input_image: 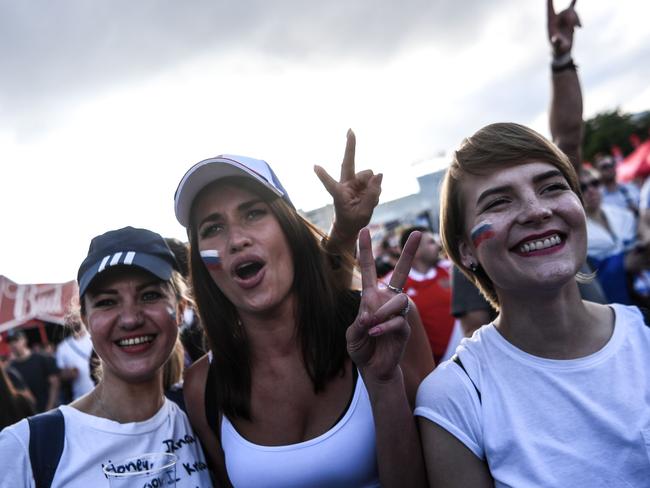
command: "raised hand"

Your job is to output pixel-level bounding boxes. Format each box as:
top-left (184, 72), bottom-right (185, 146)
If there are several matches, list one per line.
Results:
top-left (347, 228), bottom-right (421, 382)
top-left (314, 130), bottom-right (382, 242)
top-left (547, 0), bottom-right (581, 57)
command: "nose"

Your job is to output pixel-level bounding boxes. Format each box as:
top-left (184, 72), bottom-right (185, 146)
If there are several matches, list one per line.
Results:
top-left (118, 301), bottom-right (144, 330)
top-left (228, 224), bottom-right (253, 254)
top-left (516, 197), bottom-right (552, 226)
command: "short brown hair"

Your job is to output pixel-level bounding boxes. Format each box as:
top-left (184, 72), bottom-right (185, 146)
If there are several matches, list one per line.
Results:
top-left (439, 122), bottom-right (580, 310)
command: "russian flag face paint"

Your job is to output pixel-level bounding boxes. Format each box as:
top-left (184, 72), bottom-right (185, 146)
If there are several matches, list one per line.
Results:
top-left (200, 250), bottom-right (221, 269)
top-left (471, 222), bottom-right (495, 248)
top-left (166, 306), bottom-right (177, 323)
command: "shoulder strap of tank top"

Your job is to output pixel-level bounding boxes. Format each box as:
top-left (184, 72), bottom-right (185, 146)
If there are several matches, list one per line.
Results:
top-left (452, 354), bottom-right (482, 404)
top-left (28, 409), bottom-right (65, 488)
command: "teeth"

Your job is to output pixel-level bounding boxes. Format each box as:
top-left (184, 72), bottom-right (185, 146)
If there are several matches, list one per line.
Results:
top-left (117, 335), bottom-right (154, 347)
top-left (520, 235), bottom-right (562, 253)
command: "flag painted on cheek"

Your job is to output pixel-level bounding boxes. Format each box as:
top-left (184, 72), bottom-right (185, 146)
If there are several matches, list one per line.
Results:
top-left (200, 250), bottom-right (221, 269)
top-left (167, 307), bottom-right (177, 322)
top-left (471, 222), bottom-right (495, 248)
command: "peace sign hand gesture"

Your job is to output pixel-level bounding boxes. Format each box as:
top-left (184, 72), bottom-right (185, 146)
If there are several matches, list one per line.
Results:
top-left (314, 130), bottom-right (383, 243)
top-left (547, 0), bottom-right (581, 57)
top-left (347, 228), bottom-right (421, 382)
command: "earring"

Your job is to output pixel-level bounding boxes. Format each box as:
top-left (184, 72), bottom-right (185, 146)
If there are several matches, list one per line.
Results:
top-left (469, 262), bottom-right (478, 272)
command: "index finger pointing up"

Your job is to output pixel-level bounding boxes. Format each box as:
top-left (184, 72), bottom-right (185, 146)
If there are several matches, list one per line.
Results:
top-left (341, 129), bottom-right (356, 182)
top-left (547, 0), bottom-right (556, 18)
top-left (388, 231), bottom-right (421, 291)
top-left (358, 228), bottom-right (378, 292)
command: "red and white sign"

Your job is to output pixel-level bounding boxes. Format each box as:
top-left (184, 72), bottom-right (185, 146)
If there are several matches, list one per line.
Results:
top-left (0, 275), bottom-right (78, 334)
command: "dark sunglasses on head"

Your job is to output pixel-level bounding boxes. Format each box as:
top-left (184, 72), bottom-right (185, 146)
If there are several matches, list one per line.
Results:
top-left (580, 179), bottom-right (601, 192)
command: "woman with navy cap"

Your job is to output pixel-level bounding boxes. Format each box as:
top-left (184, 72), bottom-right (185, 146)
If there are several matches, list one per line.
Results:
top-left (174, 132), bottom-right (434, 487)
top-left (0, 227), bottom-right (213, 487)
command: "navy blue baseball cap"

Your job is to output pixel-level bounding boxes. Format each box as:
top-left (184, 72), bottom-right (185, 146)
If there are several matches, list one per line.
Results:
top-left (174, 154), bottom-right (294, 228)
top-left (77, 227), bottom-right (179, 297)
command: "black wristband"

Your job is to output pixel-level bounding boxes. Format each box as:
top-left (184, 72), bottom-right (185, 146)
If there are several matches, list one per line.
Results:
top-left (551, 60), bottom-right (577, 73)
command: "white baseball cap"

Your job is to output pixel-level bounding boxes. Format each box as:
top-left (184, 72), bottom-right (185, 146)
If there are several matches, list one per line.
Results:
top-left (174, 154), bottom-right (294, 228)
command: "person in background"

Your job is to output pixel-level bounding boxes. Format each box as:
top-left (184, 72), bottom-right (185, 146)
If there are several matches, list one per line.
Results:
top-left (581, 166), bottom-right (650, 305)
top-left (595, 155), bottom-right (640, 217)
top-left (450, 266), bottom-right (497, 337)
top-left (0, 363), bottom-right (35, 430)
top-left (7, 330), bottom-right (60, 413)
top-left (56, 321), bottom-right (94, 402)
top-left (374, 235), bottom-right (401, 279)
top-left (388, 226), bottom-right (461, 363)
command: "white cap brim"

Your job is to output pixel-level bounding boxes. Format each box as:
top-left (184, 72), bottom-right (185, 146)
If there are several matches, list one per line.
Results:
top-left (174, 155), bottom-right (290, 228)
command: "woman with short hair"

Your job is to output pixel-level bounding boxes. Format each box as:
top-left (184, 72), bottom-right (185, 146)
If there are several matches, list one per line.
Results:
top-left (416, 122), bottom-right (650, 487)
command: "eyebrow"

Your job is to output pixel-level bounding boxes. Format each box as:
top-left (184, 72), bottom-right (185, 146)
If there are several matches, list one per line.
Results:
top-left (476, 169), bottom-right (564, 206)
top-left (532, 169), bottom-right (563, 183)
top-left (198, 198), bottom-right (265, 228)
top-left (88, 280), bottom-right (162, 297)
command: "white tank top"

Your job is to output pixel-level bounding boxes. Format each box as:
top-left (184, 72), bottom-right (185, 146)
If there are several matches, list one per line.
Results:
top-left (221, 373), bottom-right (380, 488)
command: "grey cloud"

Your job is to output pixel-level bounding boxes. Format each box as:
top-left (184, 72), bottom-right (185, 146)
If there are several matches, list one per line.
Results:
top-left (581, 43), bottom-right (650, 95)
top-left (0, 0), bottom-right (507, 126)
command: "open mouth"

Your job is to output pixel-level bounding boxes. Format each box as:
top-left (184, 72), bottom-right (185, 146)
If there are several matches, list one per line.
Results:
top-left (116, 335), bottom-right (155, 348)
top-left (517, 234), bottom-right (563, 254)
top-left (234, 261), bottom-right (264, 279)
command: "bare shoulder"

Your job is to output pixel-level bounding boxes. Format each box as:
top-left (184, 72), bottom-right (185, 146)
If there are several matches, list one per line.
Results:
top-left (183, 354), bottom-right (232, 485)
top-left (418, 418), bottom-right (493, 488)
top-left (185, 354), bottom-right (210, 397)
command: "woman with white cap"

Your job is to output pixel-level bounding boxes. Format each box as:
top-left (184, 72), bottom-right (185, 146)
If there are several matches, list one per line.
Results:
top-left (0, 226), bottom-right (213, 488)
top-left (174, 132), bottom-right (434, 487)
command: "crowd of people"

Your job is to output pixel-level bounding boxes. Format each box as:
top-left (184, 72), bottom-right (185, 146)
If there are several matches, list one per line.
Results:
top-left (1, 1), bottom-right (650, 487)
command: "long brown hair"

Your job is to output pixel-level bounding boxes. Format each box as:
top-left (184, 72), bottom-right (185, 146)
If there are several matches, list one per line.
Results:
top-left (188, 177), bottom-right (359, 420)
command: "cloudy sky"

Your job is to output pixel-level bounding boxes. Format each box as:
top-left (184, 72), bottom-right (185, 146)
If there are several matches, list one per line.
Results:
top-left (1, 0), bottom-right (649, 284)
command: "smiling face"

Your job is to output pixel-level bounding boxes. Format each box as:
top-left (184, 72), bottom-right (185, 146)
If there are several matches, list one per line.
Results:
top-left (82, 267), bottom-right (180, 385)
top-left (192, 182), bottom-right (295, 318)
top-left (458, 161), bottom-right (587, 298)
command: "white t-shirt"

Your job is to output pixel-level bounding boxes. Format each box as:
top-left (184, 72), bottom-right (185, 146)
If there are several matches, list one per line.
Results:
top-left (415, 304), bottom-right (650, 488)
top-left (55, 333), bottom-right (94, 400)
top-left (601, 183), bottom-right (640, 213)
top-left (0, 399), bottom-right (213, 488)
